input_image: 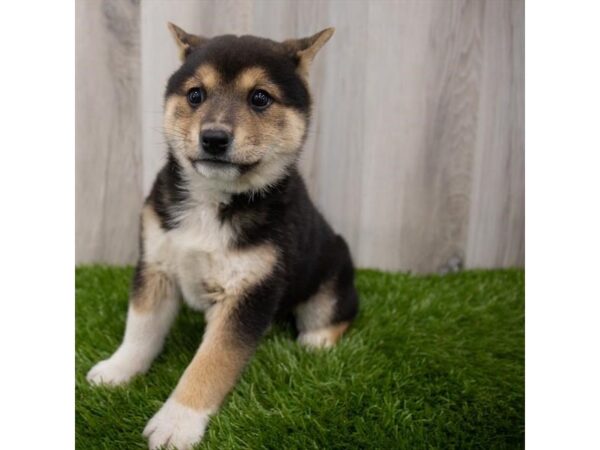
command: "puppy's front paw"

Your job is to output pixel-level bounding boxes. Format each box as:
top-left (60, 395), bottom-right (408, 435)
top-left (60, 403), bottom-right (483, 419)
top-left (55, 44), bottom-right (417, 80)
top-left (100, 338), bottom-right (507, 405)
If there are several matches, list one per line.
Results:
top-left (143, 398), bottom-right (210, 450)
top-left (86, 355), bottom-right (144, 386)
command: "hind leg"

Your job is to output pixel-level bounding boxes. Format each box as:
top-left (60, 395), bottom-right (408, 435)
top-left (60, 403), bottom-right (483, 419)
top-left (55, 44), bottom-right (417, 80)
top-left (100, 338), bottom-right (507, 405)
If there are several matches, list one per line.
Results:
top-left (297, 319), bottom-right (350, 349)
top-left (295, 281), bottom-right (358, 348)
top-left (295, 249), bottom-right (359, 348)
top-left (294, 236), bottom-right (358, 348)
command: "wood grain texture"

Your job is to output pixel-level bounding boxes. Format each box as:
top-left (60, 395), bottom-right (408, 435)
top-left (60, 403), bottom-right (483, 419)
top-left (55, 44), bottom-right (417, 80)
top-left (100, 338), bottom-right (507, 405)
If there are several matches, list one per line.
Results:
top-left (388, 0), bottom-right (484, 273)
top-left (76, 0), bottom-right (142, 264)
top-left (466, 0), bottom-right (525, 268)
top-left (76, 0), bottom-right (525, 273)
top-left (358, 0), bottom-right (434, 271)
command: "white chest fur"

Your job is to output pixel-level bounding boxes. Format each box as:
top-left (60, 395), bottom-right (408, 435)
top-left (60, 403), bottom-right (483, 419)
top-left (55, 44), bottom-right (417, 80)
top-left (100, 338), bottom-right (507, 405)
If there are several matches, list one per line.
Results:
top-left (142, 198), bottom-right (277, 311)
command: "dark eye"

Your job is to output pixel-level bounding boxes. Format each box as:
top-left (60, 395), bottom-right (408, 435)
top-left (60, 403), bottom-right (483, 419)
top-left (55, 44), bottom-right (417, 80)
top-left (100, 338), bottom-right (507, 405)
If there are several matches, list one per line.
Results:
top-left (249, 89), bottom-right (273, 110)
top-left (187, 88), bottom-right (205, 106)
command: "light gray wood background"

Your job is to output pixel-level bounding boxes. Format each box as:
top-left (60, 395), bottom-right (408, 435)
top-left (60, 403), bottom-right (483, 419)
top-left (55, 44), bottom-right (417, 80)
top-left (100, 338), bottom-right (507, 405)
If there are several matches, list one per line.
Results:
top-left (76, 0), bottom-right (524, 273)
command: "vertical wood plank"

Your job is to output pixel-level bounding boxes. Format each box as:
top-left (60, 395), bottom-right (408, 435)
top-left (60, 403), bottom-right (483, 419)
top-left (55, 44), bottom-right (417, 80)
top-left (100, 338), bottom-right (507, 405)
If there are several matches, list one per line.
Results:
top-left (358, 0), bottom-right (435, 271)
top-left (252, 0), bottom-right (297, 40)
top-left (76, 0), bottom-right (142, 264)
top-left (397, 0), bottom-right (485, 273)
top-left (466, 0), bottom-right (525, 268)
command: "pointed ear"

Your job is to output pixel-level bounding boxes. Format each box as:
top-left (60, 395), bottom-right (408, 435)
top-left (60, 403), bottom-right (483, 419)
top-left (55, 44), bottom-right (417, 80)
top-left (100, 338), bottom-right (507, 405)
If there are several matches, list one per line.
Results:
top-left (283, 27), bottom-right (335, 77)
top-left (167, 22), bottom-right (208, 62)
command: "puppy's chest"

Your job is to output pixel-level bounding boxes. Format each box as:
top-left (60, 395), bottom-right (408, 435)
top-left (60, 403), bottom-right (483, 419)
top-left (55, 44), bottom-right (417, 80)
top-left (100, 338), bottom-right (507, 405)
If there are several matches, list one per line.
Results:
top-left (148, 203), bottom-right (275, 311)
top-left (167, 205), bottom-right (233, 310)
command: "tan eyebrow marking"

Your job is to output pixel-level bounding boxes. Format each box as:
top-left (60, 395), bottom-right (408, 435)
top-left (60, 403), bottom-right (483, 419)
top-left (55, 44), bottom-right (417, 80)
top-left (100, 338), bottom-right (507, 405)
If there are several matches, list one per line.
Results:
top-left (183, 64), bottom-right (220, 91)
top-left (235, 66), bottom-right (283, 100)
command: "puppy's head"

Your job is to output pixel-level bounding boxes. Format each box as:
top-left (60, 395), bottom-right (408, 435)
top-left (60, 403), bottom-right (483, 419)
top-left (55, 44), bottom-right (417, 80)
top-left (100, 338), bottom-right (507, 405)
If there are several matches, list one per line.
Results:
top-left (163, 23), bottom-right (334, 193)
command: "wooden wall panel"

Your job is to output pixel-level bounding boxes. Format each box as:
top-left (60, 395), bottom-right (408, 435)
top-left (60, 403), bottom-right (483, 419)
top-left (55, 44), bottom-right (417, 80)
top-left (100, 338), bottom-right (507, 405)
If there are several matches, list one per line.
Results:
top-left (76, 0), bottom-right (525, 273)
top-left (395, 0), bottom-right (484, 273)
top-left (466, 0), bottom-right (525, 268)
top-left (75, 0), bottom-right (142, 264)
top-left (358, 0), bottom-right (434, 270)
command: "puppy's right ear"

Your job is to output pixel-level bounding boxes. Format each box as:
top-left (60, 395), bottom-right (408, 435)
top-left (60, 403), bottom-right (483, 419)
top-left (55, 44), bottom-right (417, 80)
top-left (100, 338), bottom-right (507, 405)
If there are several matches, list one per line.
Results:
top-left (168, 22), bottom-right (208, 62)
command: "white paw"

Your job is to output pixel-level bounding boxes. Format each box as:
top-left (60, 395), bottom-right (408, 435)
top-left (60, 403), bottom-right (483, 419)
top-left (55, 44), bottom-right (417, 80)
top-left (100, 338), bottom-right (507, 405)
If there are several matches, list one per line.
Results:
top-left (143, 398), bottom-right (210, 450)
top-left (86, 355), bottom-right (145, 386)
top-left (298, 329), bottom-right (335, 349)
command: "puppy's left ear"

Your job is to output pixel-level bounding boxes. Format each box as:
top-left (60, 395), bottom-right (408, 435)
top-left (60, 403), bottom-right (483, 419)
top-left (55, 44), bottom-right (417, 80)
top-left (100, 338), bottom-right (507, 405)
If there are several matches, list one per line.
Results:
top-left (168, 22), bottom-right (208, 62)
top-left (283, 27), bottom-right (335, 77)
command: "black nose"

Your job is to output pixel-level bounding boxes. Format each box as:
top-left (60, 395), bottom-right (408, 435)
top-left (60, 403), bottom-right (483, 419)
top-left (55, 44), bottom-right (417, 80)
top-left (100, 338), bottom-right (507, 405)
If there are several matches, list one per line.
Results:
top-left (201, 129), bottom-right (231, 155)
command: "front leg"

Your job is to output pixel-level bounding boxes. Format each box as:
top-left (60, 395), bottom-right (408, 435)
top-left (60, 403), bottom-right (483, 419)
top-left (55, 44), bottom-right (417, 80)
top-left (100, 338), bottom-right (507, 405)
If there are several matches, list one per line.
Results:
top-left (144, 282), bottom-right (278, 450)
top-left (87, 264), bottom-right (180, 386)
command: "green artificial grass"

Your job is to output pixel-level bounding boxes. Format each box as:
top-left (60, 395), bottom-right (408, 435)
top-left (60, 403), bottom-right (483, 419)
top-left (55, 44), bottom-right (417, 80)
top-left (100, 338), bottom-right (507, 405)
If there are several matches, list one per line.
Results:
top-left (76, 266), bottom-right (524, 449)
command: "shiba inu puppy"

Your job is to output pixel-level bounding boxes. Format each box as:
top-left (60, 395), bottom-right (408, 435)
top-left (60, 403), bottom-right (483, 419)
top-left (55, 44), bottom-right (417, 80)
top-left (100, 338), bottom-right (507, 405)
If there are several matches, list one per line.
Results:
top-left (87, 23), bottom-right (359, 449)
